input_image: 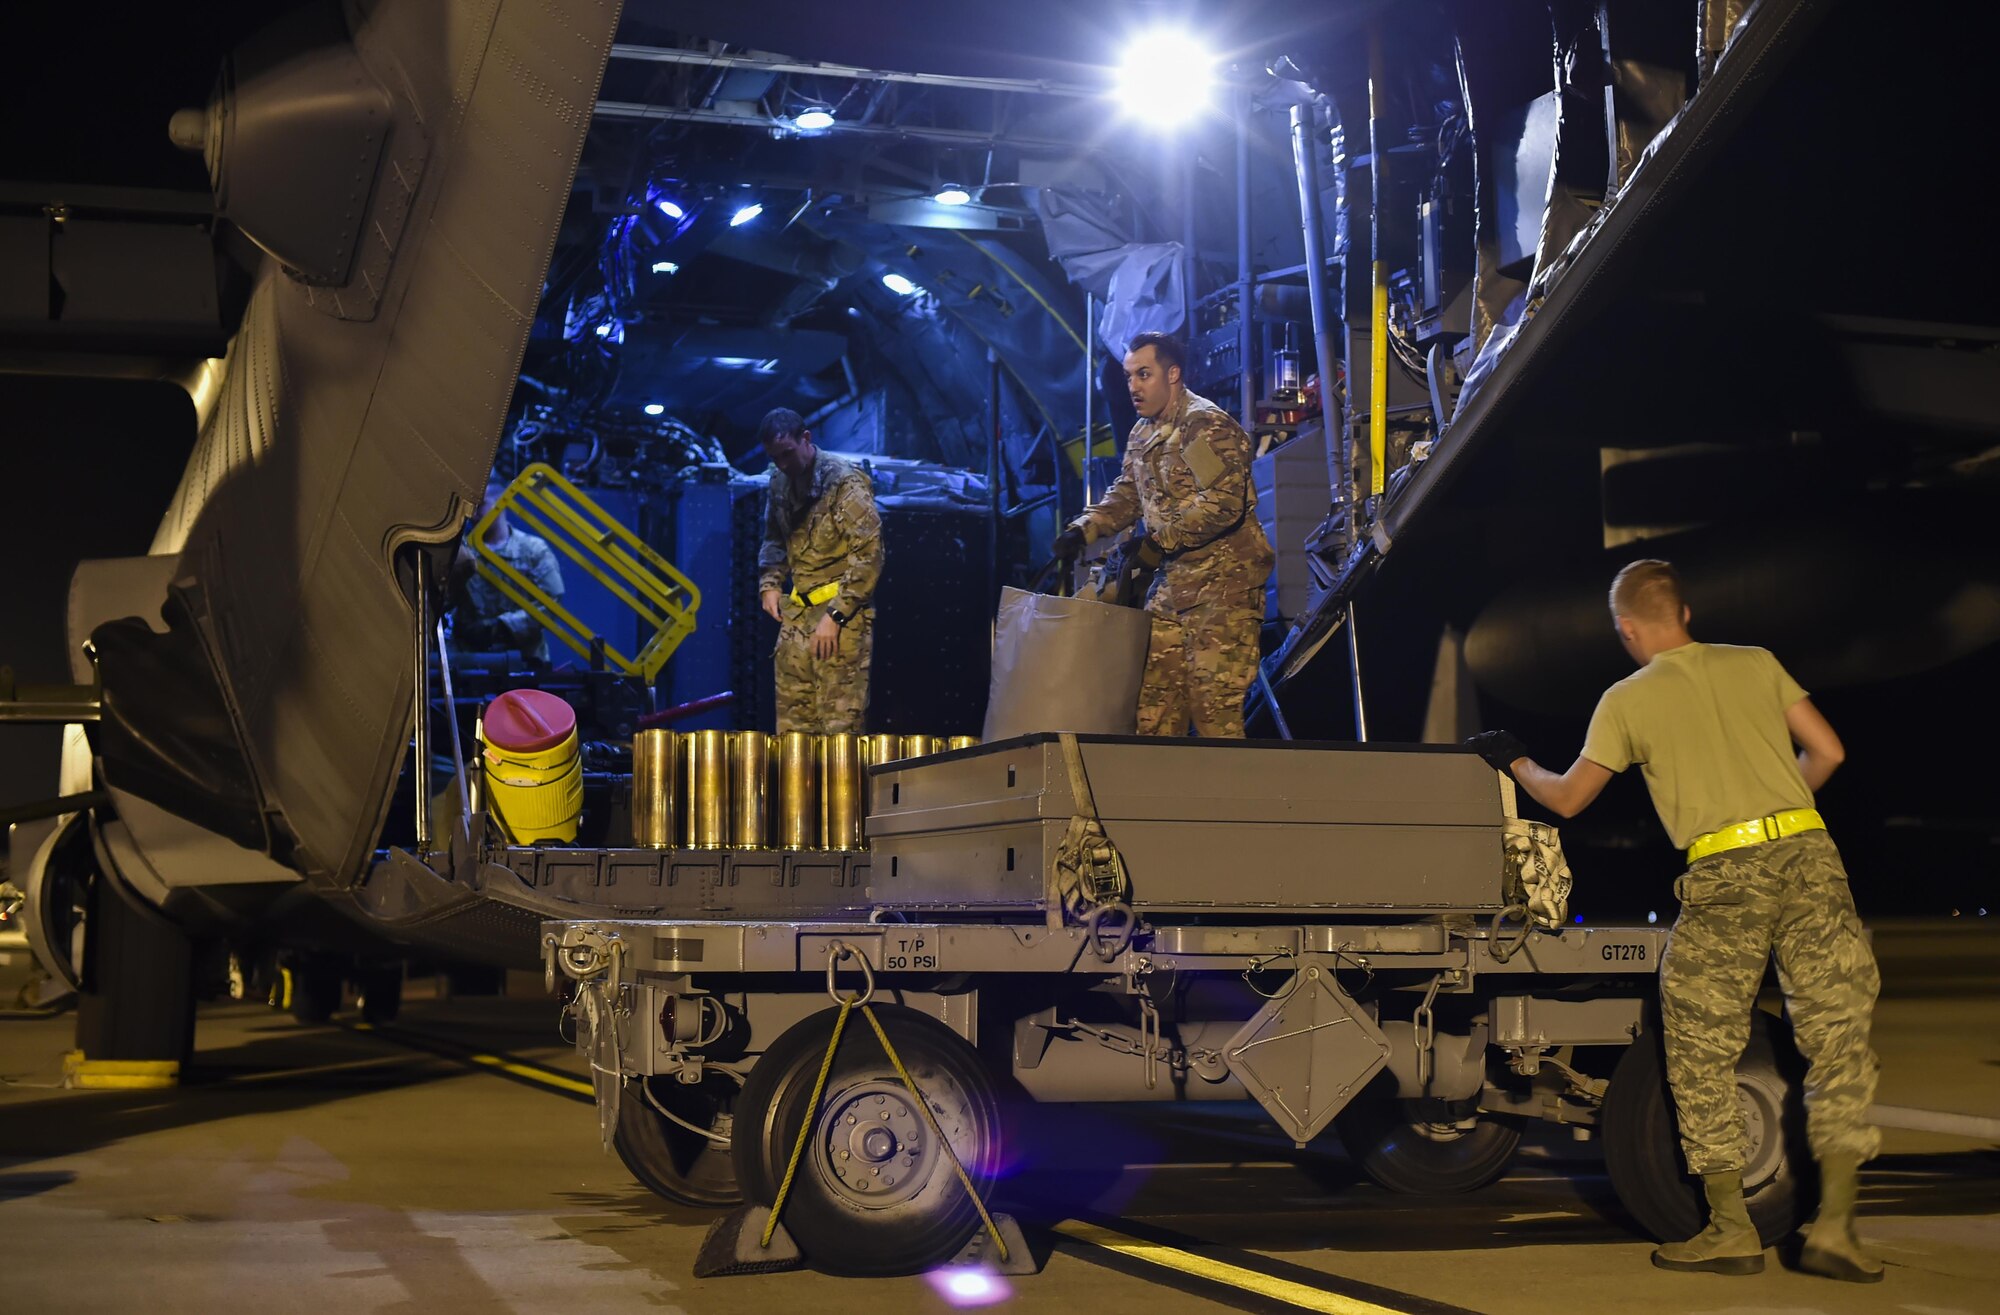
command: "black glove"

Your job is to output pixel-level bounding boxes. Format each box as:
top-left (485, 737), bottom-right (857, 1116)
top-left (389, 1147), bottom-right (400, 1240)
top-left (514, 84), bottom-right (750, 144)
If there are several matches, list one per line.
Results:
top-left (1465, 730), bottom-right (1530, 774)
top-left (1052, 525), bottom-right (1087, 560)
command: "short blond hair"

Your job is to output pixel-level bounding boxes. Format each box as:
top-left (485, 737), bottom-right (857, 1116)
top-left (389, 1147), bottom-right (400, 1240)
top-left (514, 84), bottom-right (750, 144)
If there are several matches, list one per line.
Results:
top-left (1610, 559), bottom-right (1685, 624)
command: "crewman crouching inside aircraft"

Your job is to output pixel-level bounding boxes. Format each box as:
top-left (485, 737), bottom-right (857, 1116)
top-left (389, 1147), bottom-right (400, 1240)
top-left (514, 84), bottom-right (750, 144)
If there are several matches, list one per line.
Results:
top-left (1053, 333), bottom-right (1274, 737)
top-left (757, 407), bottom-right (884, 734)
top-left (455, 478), bottom-right (565, 664)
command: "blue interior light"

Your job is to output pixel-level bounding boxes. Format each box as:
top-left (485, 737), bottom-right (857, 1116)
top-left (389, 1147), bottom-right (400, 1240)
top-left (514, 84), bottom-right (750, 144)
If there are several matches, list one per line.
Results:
top-left (934, 187), bottom-right (971, 206)
top-left (656, 199), bottom-right (685, 220)
top-left (881, 272), bottom-right (921, 296)
top-left (730, 203), bottom-right (764, 227)
top-left (643, 403), bottom-right (665, 416)
top-left (794, 109), bottom-right (835, 131)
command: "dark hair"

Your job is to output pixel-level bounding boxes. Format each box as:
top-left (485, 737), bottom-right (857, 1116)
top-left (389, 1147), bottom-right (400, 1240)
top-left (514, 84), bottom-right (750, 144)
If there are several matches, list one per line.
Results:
top-left (1127, 332), bottom-right (1186, 376)
top-left (756, 407), bottom-right (808, 445)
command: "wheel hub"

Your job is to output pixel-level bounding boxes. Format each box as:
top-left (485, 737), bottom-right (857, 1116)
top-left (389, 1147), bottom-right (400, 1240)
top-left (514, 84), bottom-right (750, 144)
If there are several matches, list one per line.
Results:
top-left (1736, 1073), bottom-right (1786, 1190)
top-left (815, 1079), bottom-right (955, 1209)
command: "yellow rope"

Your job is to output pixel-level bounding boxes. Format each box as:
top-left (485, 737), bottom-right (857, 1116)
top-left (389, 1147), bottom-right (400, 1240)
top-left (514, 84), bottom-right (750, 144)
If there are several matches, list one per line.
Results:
top-left (859, 1003), bottom-right (1009, 1263)
top-left (761, 999), bottom-right (853, 1248)
top-left (758, 998), bottom-right (1009, 1263)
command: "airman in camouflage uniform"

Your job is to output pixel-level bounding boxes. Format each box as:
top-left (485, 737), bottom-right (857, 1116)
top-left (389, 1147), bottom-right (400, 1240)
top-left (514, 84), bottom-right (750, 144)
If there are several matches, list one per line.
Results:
top-left (1468, 559), bottom-right (1883, 1284)
top-left (1056, 334), bottom-right (1274, 737)
top-left (757, 409), bottom-right (883, 734)
top-left (458, 480), bottom-right (566, 663)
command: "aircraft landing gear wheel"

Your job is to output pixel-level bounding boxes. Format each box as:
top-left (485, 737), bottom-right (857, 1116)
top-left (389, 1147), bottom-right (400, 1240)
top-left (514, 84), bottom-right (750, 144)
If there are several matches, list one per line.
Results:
top-left (615, 1073), bottom-right (742, 1208)
top-left (1334, 1100), bottom-right (1524, 1194)
top-left (356, 965), bottom-right (403, 1026)
top-left (1601, 1012), bottom-right (1813, 1246)
top-left (732, 1004), bottom-right (1001, 1276)
top-left (288, 960), bottom-right (343, 1024)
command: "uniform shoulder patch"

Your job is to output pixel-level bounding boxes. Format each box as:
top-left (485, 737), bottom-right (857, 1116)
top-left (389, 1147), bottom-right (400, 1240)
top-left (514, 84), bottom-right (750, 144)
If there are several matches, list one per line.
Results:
top-left (1183, 433), bottom-right (1225, 488)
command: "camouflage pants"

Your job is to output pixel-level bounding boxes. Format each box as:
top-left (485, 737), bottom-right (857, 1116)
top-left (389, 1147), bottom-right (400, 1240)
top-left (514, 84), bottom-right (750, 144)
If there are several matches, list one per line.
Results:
top-left (773, 606), bottom-right (872, 734)
top-left (1136, 589), bottom-right (1261, 738)
top-left (1660, 830), bottom-right (1881, 1174)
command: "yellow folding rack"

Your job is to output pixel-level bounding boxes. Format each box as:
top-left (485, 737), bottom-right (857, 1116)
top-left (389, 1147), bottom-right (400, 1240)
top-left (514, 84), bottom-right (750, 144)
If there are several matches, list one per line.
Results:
top-left (471, 462), bottom-right (700, 680)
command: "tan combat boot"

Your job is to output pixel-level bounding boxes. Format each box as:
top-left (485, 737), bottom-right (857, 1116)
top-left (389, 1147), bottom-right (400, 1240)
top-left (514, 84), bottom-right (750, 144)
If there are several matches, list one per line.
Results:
top-left (1651, 1170), bottom-right (1766, 1274)
top-left (1799, 1155), bottom-right (1885, 1282)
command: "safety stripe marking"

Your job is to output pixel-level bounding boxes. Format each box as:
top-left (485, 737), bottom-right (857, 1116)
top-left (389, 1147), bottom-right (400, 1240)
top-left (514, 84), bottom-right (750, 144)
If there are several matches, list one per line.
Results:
top-left (349, 1023), bottom-right (594, 1100)
top-left (1053, 1220), bottom-right (1439, 1315)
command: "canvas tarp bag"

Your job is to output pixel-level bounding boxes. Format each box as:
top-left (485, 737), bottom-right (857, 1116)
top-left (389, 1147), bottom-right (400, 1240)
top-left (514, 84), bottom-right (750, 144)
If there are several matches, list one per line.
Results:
top-left (982, 585), bottom-right (1151, 740)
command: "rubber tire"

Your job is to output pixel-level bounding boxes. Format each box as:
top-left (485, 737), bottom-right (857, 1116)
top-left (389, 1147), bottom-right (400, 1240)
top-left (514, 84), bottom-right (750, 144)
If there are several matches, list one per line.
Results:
top-left (289, 962), bottom-right (344, 1024)
top-left (1601, 1012), bottom-right (1814, 1246)
top-left (1334, 1100), bottom-right (1524, 1194)
top-left (614, 1074), bottom-right (743, 1208)
top-left (732, 1004), bottom-right (1000, 1276)
top-left (357, 966), bottom-right (403, 1026)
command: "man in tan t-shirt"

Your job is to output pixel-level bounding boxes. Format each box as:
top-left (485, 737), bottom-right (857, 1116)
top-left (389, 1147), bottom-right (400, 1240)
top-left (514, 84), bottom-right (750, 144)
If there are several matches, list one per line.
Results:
top-left (1466, 559), bottom-right (1882, 1284)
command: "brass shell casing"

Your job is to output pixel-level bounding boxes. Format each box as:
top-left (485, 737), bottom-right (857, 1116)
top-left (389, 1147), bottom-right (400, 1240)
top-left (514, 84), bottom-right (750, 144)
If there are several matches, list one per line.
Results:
top-left (728, 732), bottom-right (774, 849)
top-left (689, 729), bottom-right (730, 848)
top-left (902, 734), bottom-right (945, 760)
top-left (820, 732), bottom-right (865, 851)
top-left (631, 729), bottom-right (678, 848)
top-left (860, 733), bottom-right (904, 770)
top-left (946, 735), bottom-right (978, 752)
top-left (677, 731), bottom-right (699, 846)
top-left (777, 732), bottom-right (820, 850)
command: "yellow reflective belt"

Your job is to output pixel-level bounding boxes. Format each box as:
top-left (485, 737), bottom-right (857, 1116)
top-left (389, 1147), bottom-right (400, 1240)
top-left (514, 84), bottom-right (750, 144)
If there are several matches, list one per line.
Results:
top-left (1686, 807), bottom-right (1826, 863)
top-left (789, 582), bottom-right (840, 608)
top-left (784, 579), bottom-right (840, 607)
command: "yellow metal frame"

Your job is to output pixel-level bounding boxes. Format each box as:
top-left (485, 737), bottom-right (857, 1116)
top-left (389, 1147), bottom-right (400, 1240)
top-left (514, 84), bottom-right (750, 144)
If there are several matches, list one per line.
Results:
top-left (471, 462), bottom-right (700, 680)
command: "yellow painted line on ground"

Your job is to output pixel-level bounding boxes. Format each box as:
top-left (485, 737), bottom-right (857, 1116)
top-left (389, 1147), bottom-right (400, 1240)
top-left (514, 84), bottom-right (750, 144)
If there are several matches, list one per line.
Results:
top-left (460, 1049), bottom-right (594, 1096)
top-left (1053, 1220), bottom-right (1416, 1315)
top-left (350, 1022), bottom-right (595, 1098)
top-left (223, 1053), bottom-right (421, 1084)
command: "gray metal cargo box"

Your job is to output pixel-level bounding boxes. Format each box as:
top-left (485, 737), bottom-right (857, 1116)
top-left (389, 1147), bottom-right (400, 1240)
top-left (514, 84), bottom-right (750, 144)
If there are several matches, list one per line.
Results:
top-left (866, 736), bottom-right (1507, 914)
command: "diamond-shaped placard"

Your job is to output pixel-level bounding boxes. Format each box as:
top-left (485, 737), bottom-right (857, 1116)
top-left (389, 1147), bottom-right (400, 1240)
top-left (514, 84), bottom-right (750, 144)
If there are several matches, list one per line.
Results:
top-left (1223, 960), bottom-right (1390, 1143)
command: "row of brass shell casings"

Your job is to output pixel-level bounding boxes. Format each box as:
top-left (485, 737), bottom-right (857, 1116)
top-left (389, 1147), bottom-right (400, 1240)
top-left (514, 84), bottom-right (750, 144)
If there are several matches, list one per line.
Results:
top-left (630, 730), bottom-right (977, 850)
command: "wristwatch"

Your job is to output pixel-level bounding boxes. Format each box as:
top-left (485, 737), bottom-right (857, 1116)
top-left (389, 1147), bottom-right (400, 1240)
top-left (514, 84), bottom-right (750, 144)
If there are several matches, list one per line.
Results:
top-left (826, 606), bottom-right (849, 627)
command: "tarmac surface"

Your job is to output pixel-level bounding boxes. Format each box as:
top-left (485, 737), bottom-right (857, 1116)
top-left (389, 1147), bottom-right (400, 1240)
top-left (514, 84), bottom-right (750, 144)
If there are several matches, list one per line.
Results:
top-left (2, 921), bottom-right (1995, 1315)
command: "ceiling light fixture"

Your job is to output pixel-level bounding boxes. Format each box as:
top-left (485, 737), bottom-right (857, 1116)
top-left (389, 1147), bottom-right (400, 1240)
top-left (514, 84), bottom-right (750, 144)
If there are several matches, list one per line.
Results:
top-left (651, 260), bottom-right (679, 275)
top-left (1115, 31), bottom-right (1213, 126)
top-left (730, 203), bottom-right (764, 227)
top-left (934, 187), bottom-right (971, 206)
top-left (794, 109), bottom-right (835, 131)
top-left (881, 272), bottom-right (922, 296)
top-left (643, 403), bottom-right (665, 416)
top-left (655, 198), bottom-right (686, 220)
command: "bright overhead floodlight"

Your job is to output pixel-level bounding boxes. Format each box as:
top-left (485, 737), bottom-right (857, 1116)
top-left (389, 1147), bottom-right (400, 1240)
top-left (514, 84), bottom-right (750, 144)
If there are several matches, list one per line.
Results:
top-left (794, 109), bottom-right (835, 131)
top-left (1114, 30), bottom-right (1213, 126)
top-left (934, 186), bottom-right (971, 206)
top-left (730, 203), bottom-right (764, 227)
top-left (651, 260), bottom-right (679, 275)
top-left (881, 272), bottom-right (921, 296)
top-left (655, 198), bottom-right (686, 220)
top-left (643, 403), bottom-right (665, 416)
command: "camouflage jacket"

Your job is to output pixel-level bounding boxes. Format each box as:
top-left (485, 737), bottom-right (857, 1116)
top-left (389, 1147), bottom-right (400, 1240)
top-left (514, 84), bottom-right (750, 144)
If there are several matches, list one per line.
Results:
top-left (1070, 388), bottom-right (1274, 612)
top-left (463, 527), bottom-right (564, 660)
top-left (757, 452), bottom-right (884, 617)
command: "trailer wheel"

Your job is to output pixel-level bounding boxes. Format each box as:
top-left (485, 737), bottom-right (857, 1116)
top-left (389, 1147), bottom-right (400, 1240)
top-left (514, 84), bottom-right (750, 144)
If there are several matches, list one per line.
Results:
top-left (1334, 1101), bottom-right (1523, 1194)
top-left (615, 1074), bottom-right (742, 1208)
top-left (733, 1005), bottom-right (1000, 1276)
top-left (1600, 1012), bottom-right (1813, 1245)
